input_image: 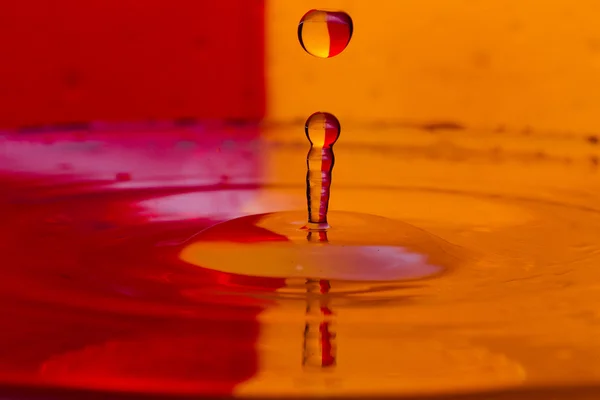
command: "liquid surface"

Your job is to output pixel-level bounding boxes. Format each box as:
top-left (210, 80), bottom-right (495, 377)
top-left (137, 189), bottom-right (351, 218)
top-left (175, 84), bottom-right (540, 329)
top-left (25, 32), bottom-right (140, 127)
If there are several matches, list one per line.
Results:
top-left (180, 210), bottom-right (460, 281)
top-left (1, 124), bottom-right (600, 398)
top-left (298, 9), bottom-right (353, 58)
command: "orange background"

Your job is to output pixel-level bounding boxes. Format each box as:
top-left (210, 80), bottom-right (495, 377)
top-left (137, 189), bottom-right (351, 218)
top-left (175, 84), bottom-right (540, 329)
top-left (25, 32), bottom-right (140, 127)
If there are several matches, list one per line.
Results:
top-left (267, 0), bottom-right (600, 136)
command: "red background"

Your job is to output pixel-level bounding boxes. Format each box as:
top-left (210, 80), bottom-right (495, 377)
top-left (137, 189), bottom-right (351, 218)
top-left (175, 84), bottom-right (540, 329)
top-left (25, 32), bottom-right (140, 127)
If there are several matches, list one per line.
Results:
top-left (0, 0), bottom-right (265, 128)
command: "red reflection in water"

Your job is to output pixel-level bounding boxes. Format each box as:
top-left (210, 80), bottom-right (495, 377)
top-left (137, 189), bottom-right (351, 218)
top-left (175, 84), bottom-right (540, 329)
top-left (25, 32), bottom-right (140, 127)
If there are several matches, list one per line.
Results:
top-left (0, 126), bottom-right (285, 397)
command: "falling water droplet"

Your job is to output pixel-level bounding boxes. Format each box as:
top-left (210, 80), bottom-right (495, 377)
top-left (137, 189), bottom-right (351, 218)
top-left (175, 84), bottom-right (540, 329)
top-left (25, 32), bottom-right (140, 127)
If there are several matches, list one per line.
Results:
top-left (298, 10), bottom-right (353, 58)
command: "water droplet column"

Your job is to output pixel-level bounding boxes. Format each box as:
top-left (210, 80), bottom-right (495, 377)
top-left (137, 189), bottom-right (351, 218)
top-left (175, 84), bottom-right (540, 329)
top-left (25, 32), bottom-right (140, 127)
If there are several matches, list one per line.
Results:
top-left (304, 112), bottom-right (341, 230)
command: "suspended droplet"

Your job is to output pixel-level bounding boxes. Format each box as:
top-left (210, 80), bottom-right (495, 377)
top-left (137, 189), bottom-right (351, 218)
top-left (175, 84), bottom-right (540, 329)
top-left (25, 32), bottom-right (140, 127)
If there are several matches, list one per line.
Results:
top-left (305, 112), bottom-right (341, 148)
top-left (298, 10), bottom-right (353, 59)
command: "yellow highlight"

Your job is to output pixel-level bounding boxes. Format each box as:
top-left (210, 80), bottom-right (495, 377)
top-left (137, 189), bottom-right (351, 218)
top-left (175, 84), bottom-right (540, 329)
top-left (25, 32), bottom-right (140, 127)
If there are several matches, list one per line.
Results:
top-left (298, 10), bottom-right (332, 59)
top-left (305, 112), bottom-right (330, 147)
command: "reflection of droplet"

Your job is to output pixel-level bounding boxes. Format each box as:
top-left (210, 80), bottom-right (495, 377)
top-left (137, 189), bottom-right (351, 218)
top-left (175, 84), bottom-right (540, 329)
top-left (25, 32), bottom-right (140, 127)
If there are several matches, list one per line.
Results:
top-left (303, 279), bottom-right (336, 369)
top-left (298, 10), bottom-right (353, 58)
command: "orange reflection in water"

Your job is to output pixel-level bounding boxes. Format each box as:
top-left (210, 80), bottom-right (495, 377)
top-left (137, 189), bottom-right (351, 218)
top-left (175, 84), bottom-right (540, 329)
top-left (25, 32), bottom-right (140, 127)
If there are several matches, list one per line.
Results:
top-left (231, 121), bottom-right (600, 396)
top-left (260, 4), bottom-right (600, 392)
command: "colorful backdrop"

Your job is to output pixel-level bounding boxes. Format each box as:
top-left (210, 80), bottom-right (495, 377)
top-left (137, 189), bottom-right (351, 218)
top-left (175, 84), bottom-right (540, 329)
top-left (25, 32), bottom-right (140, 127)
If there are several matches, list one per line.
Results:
top-left (1, 0), bottom-right (600, 135)
top-left (0, 1), bottom-right (598, 397)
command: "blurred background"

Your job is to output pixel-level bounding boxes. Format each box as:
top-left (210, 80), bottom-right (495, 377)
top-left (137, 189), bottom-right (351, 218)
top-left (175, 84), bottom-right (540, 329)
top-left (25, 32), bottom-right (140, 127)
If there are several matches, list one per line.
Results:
top-left (2, 0), bottom-right (600, 136)
top-left (2, 1), bottom-right (600, 398)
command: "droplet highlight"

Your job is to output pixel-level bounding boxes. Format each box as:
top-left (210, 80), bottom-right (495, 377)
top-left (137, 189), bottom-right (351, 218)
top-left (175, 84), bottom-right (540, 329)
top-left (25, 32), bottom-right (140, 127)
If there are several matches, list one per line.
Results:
top-left (298, 10), bottom-right (353, 59)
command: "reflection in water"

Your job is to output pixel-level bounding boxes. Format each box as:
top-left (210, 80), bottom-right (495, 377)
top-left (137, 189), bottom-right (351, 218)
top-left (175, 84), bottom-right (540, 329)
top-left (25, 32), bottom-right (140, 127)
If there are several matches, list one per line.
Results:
top-left (303, 230), bottom-right (336, 369)
top-left (302, 278), bottom-right (336, 369)
top-left (2, 126), bottom-right (600, 397)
